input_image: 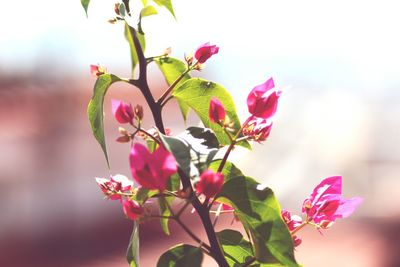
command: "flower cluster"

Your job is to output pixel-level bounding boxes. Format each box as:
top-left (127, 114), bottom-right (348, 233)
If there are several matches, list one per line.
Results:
top-left (83, 3), bottom-right (364, 261)
top-left (282, 176), bottom-right (363, 246)
top-left (95, 174), bottom-right (143, 220)
top-left (207, 77), bottom-right (280, 143)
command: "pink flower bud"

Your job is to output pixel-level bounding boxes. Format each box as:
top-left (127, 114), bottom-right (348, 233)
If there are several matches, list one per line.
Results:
top-left (242, 116), bottom-right (273, 142)
top-left (209, 97), bottom-right (226, 124)
top-left (129, 143), bottom-right (178, 191)
top-left (194, 42), bottom-right (219, 64)
top-left (111, 99), bottom-right (135, 124)
top-left (90, 64), bottom-right (106, 77)
top-left (134, 104), bottom-right (143, 120)
top-left (122, 199), bottom-right (144, 220)
top-left (247, 78), bottom-right (281, 119)
top-left (302, 176), bottom-right (363, 228)
top-left (95, 174), bottom-right (133, 200)
top-left (196, 169), bottom-right (224, 198)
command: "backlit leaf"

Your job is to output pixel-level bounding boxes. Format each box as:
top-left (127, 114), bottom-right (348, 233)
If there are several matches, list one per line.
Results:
top-left (127, 222), bottom-right (140, 267)
top-left (125, 23), bottom-right (146, 78)
top-left (173, 78), bottom-right (250, 148)
top-left (141, 5), bottom-right (158, 17)
top-left (81, 0), bottom-right (90, 16)
top-left (87, 74), bottom-right (121, 167)
top-left (155, 57), bottom-right (190, 120)
top-left (217, 229), bottom-right (254, 267)
top-left (218, 176), bottom-right (299, 266)
top-left (153, 0), bottom-right (175, 18)
top-left (157, 244), bottom-right (203, 267)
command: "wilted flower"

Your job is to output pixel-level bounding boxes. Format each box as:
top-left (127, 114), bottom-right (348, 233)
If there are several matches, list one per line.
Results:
top-left (122, 199), bottom-right (144, 220)
top-left (242, 116), bottom-right (273, 142)
top-left (196, 169), bottom-right (224, 198)
top-left (111, 99), bottom-right (135, 124)
top-left (209, 97), bottom-right (226, 124)
top-left (282, 209), bottom-right (303, 247)
top-left (194, 42), bottom-right (219, 64)
top-left (247, 78), bottom-right (281, 119)
top-left (90, 64), bottom-right (106, 77)
top-left (129, 143), bottom-right (178, 191)
top-left (302, 176), bottom-right (363, 228)
top-left (95, 174), bottom-right (133, 200)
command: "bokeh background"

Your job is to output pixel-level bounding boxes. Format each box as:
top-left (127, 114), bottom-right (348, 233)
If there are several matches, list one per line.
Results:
top-left (1, 0), bottom-right (399, 266)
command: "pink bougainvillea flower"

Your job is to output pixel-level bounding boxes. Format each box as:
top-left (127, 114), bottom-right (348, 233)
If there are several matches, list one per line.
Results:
top-left (281, 209), bottom-right (303, 247)
top-left (302, 176), bottom-right (363, 228)
top-left (129, 143), bottom-right (178, 191)
top-left (90, 64), bottom-right (106, 77)
top-left (242, 116), bottom-right (273, 142)
top-left (122, 199), bottom-right (144, 220)
top-left (111, 99), bottom-right (135, 125)
top-left (95, 174), bottom-right (133, 200)
top-left (247, 78), bottom-right (281, 119)
top-left (209, 97), bottom-right (226, 124)
top-left (196, 169), bottom-right (224, 198)
top-left (194, 42), bottom-right (219, 63)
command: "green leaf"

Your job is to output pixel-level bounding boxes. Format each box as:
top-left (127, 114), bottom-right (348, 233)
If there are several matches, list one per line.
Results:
top-left (81, 0), bottom-right (90, 16)
top-left (157, 244), bottom-right (203, 267)
top-left (155, 57), bottom-right (190, 121)
top-left (173, 78), bottom-right (250, 148)
top-left (125, 23), bottom-right (146, 78)
top-left (119, 3), bottom-right (126, 17)
top-left (127, 222), bottom-right (140, 267)
top-left (153, 0), bottom-right (175, 18)
top-left (159, 196), bottom-right (173, 235)
top-left (159, 127), bottom-right (219, 178)
top-left (141, 0), bottom-right (149, 6)
top-left (209, 160), bottom-right (243, 182)
top-left (218, 176), bottom-right (299, 267)
top-left (168, 173), bottom-right (181, 192)
top-left (87, 74), bottom-right (121, 167)
top-left (141, 5), bottom-right (158, 17)
top-left (217, 229), bottom-right (254, 267)
top-left (134, 187), bottom-right (158, 204)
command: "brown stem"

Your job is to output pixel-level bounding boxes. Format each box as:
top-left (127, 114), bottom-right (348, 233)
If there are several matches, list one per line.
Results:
top-left (157, 67), bottom-right (191, 105)
top-left (174, 217), bottom-right (211, 253)
top-left (240, 257), bottom-right (256, 267)
top-left (217, 117), bottom-right (252, 173)
top-left (130, 26), bottom-right (228, 267)
top-left (291, 221), bottom-right (307, 235)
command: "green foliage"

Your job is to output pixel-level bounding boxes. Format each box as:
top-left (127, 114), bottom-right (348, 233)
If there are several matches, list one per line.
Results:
top-left (173, 78), bottom-right (250, 148)
top-left (218, 176), bottom-right (299, 267)
top-left (155, 57), bottom-right (191, 120)
top-left (159, 172), bottom-right (180, 235)
top-left (159, 127), bottom-right (219, 178)
top-left (157, 244), bottom-right (203, 267)
top-left (81, 0), bottom-right (90, 16)
top-left (119, 3), bottom-right (127, 17)
top-left (87, 74), bottom-right (121, 167)
top-left (134, 187), bottom-right (159, 204)
top-left (141, 5), bottom-right (158, 17)
top-left (127, 222), bottom-right (140, 267)
top-left (217, 229), bottom-right (254, 267)
top-left (125, 23), bottom-right (146, 78)
top-left (159, 196), bottom-right (173, 235)
top-left (153, 0), bottom-right (175, 18)
top-left (209, 160), bottom-right (243, 182)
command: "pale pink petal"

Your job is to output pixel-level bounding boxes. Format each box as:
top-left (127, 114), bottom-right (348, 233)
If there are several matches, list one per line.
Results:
top-left (335, 197), bottom-right (363, 218)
